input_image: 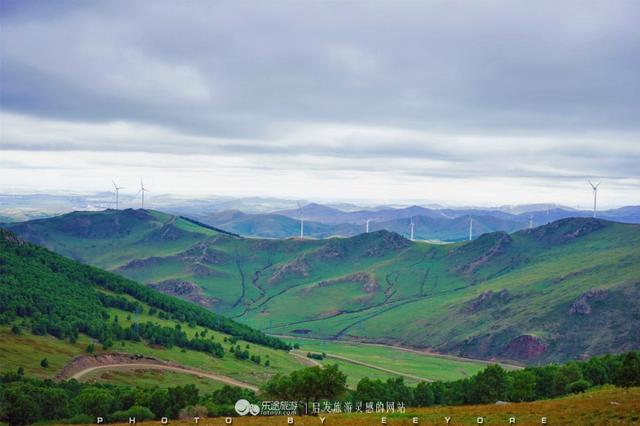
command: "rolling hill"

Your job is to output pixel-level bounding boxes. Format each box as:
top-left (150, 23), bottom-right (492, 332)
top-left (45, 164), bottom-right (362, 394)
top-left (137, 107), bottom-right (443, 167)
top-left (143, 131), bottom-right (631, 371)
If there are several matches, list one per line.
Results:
top-left (0, 227), bottom-right (313, 390)
top-left (4, 209), bottom-right (640, 364)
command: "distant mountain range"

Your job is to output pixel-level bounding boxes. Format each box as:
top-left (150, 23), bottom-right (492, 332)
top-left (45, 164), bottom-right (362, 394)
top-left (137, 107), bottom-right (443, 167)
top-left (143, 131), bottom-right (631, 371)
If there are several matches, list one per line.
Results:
top-left (179, 203), bottom-right (640, 241)
top-left (5, 209), bottom-right (639, 364)
top-left (3, 193), bottom-right (639, 241)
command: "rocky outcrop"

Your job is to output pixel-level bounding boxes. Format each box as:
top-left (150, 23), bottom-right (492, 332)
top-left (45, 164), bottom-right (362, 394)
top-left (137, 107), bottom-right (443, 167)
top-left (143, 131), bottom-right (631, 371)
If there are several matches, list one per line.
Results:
top-left (180, 243), bottom-right (231, 265)
top-left (268, 256), bottom-right (311, 285)
top-left (316, 272), bottom-right (379, 293)
top-left (456, 232), bottom-right (513, 274)
top-left (500, 335), bottom-right (546, 360)
top-left (525, 218), bottom-right (606, 245)
top-left (148, 279), bottom-right (218, 308)
top-left (569, 289), bottom-right (609, 315)
top-left (465, 289), bottom-right (510, 313)
top-left (117, 256), bottom-right (164, 270)
top-left (364, 231), bottom-right (411, 256)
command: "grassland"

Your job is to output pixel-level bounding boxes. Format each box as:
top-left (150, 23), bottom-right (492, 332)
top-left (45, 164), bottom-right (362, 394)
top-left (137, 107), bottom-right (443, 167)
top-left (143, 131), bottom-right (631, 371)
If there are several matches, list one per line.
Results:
top-left (6, 210), bottom-right (640, 364)
top-left (285, 338), bottom-right (513, 386)
top-left (78, 368), bottom-right (226, 392)
top-left (65, 386), bottom-right (640, 425)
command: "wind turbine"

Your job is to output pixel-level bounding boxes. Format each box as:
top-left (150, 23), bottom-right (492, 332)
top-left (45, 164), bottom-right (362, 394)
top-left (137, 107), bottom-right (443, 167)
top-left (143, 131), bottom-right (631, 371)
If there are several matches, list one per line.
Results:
top-left (468, 216), bottom-right (473, 241)
top-left (366, 219), bottom-right (371, 233)
top-left (297, 202), bottom-right (304, 239)
top-left (528, 215), bottom-right (533, 229)
top-left (112, 181), bottom-right (124, 210)
top-left (588, 180), bottom-right (600, 218)
top-left (409, 217), bottom-right (415, 241)
top-left (136, 179), bottom-right (149, 209)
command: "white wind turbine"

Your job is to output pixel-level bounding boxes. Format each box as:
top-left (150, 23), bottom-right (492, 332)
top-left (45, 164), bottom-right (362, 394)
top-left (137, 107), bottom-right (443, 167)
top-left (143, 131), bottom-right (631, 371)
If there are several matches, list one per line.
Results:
top-left (409, 217), bottom-right (415, 241)
top-left (366, 219), bottom-right (371, 233)
top-left (112, 181), bottom-right (124, 210)
top-left (297, 202), bottom-right (304, 239)
top-left (588, 180), bottom-right (600, 218)
top-left (468, 216), bottom-right (473, 241)
top-left (136, 179), bottom-right (150, 209)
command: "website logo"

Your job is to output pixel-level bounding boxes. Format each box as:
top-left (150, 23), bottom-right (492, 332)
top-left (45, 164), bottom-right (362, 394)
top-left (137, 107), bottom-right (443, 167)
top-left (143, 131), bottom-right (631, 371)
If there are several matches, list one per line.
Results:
top-left (235, 399), bottom-right (260, 416)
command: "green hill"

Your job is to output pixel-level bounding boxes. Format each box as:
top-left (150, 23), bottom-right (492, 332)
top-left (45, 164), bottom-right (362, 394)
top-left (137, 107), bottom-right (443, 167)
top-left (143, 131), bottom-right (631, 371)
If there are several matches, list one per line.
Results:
top-left (0, 227), bottom-right (310, 389)
top-left (5, 209), bottom-right (640, 364)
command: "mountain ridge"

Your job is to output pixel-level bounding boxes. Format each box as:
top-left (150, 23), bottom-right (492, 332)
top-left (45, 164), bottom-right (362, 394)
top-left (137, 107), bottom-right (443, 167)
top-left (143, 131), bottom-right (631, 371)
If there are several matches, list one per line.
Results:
top-left (4, 210), bottom-right (639, 364)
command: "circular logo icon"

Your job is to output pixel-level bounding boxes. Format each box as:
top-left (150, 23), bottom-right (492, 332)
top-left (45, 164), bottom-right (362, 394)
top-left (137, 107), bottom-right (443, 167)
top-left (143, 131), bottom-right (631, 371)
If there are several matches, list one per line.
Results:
top-left (235, 399), bottom-right (251, 416)
top-left (249, 403), bottom-right (260, 416)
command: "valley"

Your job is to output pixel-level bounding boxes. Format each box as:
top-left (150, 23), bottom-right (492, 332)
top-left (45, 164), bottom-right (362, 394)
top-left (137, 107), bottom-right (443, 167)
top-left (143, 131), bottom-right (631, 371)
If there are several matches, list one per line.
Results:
top-left (5, 209), bottom-right (640, 365)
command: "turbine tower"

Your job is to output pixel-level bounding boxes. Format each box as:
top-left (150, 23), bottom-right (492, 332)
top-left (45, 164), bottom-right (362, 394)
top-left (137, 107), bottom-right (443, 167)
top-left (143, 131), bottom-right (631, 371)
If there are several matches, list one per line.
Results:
top-left (528, 215), bottom-right (533, 229)
top-left (112, 181), bottom-right (124, 210)
top-left (297, 202), bottom-right (304, 239)
top-left (588, 180), bottom-right (600, 218)
top-left (469, 216), bottom-right (473, 241)
top-left (409, 217), bottom-right (415, 241)
top-left (136, 179), bottom-right (149, 209)
top-left (366, 219), bottom-right (371, 233)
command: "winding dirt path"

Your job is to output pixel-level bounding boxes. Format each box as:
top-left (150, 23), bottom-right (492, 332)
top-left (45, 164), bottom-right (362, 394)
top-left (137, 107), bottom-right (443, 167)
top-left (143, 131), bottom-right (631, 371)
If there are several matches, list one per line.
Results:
top-left (72, 363), bottom-right (259, 391)
top-left (57, 353), bottom-right (258, 391)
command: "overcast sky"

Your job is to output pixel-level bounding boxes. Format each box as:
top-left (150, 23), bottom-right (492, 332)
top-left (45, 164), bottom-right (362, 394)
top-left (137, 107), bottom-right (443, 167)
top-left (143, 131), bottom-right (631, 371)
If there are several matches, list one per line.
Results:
top-left (1, 1), bottom-right (639, 208)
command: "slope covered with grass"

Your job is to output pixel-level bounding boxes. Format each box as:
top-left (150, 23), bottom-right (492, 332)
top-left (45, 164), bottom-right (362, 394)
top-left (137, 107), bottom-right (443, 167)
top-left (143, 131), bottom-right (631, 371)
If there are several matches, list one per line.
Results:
top-left (6, 210), bottom-right (640, 364)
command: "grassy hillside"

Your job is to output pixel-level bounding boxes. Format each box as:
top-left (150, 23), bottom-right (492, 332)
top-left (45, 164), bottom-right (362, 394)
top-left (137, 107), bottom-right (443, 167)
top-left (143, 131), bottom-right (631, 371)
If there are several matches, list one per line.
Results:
top-left (0, 228), bottom-right (309, 389)
top-left (5, 210), bottom-right (640, 364)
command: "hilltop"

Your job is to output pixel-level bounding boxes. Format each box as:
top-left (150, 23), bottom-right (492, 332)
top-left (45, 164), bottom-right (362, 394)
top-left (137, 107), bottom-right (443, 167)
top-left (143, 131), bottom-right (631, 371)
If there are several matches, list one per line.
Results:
top-left (0, 227), bottom-right (311, 390)
top-left (5, 210), bottom-right (640, 364)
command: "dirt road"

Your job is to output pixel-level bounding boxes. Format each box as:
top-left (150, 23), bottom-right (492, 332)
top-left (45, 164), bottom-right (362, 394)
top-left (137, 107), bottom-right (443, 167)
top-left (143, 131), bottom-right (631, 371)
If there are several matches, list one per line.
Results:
top-left (58, 353), bottom-right (259, 391)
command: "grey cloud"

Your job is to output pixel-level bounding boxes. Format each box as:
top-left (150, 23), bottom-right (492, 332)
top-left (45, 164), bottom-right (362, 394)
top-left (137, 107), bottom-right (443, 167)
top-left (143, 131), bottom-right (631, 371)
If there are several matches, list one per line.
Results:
top-left (2, 1), bottom-right (640, 138)
top-left (1, 0), bottom-right (639, 201)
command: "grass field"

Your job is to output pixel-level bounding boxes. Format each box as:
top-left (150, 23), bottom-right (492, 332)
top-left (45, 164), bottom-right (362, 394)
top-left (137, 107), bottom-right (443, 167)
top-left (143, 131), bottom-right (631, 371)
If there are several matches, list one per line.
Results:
top-left (78, 368), bottom-right (227, 392)
top-left (285, 338), bottom-right (516, 386)
top-left (61, 386), bottom-right (640, 425)
top-left (0, 311), bottom-right (306, 388)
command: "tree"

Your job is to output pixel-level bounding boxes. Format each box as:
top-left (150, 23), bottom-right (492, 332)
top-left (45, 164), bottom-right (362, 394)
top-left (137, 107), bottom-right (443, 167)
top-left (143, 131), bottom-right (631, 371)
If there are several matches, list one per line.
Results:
top-left (40, 358), bottom-right (49, 368)
top-left (86, 343), bottom-right (95, 354)
top-left (72, 388), bottom-right (115, 418)
top-left (11, 324), bottom-right (21, 335)
top-left (566, 379), bottom-right (590, 393)
top-left (414, 382), bottom-right (435, 406)
top-left (469, 365), bottom-right (508, 404)
top-left (148, 389), bottom-right (169, 418)
top-left (0, 384), bottom-right (41, 426)
top-left (615, 352), bottom-right (640, 390)
top-left (583, 357), bottom-right (608, 386)
top-left (167, 385), bottom-right (199, 418)
top-left (508, 370), bottom-right (537, 402)
top-left (555, 362), bottom-right (583, 395)
top-left (262, 365), bottom-right (347, 404)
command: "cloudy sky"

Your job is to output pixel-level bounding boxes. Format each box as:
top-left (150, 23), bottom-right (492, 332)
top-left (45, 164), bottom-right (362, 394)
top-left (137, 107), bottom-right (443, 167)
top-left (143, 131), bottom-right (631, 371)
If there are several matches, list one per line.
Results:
top-left (1, 1), bottom-right (639, 208)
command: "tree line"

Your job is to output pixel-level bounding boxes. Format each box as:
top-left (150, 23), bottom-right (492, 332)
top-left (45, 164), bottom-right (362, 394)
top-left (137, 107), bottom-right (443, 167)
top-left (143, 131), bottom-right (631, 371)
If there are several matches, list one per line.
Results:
top-left (263, 351), bottom-right (640, 408)
top-left (1, 351), bottom-right (638, 425)
top-left (0, 229), bottom-right (290, 351)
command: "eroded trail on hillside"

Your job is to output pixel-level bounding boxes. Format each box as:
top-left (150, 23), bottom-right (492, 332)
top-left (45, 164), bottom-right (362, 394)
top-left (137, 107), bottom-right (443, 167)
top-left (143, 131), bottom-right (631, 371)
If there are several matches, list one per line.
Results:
top-left (56, 353), bottom-right (259, 391)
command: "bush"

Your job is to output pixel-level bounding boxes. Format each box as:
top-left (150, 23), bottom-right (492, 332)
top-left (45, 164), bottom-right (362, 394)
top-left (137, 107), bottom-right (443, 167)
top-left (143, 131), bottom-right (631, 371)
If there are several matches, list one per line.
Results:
top-left (205, 403), bottom-right (235, 417)
top-left (109, 406), bottom-right (154, 422)
top-left (566, 379), bottom-right (591, 394)
top-left (179, 405), bottom-right (208, 420)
